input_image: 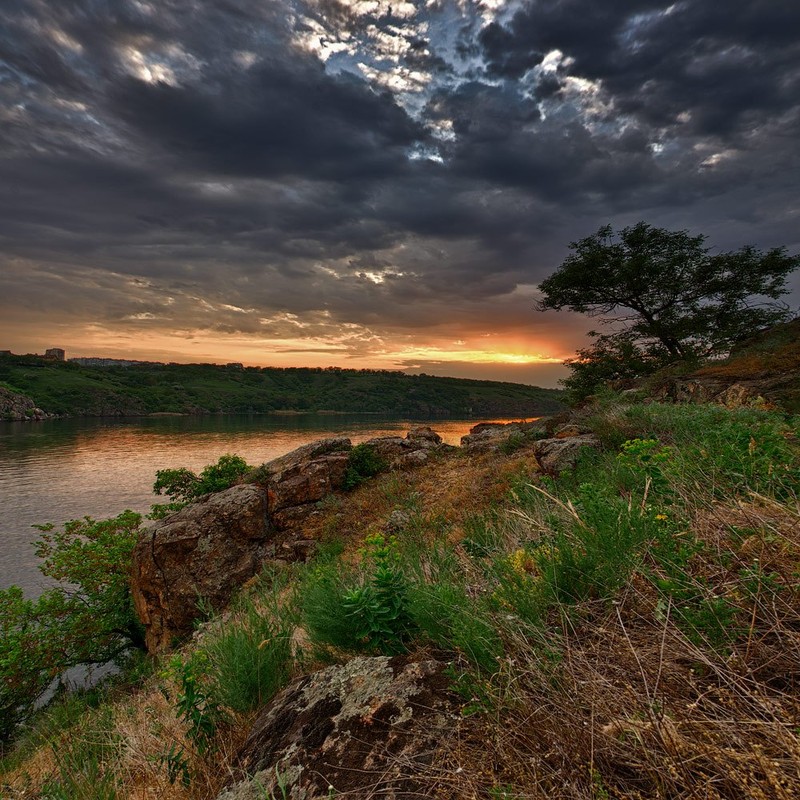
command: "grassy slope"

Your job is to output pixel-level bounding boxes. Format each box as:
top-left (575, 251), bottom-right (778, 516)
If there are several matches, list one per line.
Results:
top-left (0, 356), bottom-right (565, 417)
top-left (3, 400), bottom-right (799, 799)
top-left (686, 318), bottom-right (800, 412)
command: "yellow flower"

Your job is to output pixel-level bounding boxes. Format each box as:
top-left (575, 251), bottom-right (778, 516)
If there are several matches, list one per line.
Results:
top-left (508, 548), bottom-right (537, 575)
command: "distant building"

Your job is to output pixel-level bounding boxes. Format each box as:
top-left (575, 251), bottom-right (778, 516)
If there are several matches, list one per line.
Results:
top-left (45, 348), bottom-right (65, 361)
top-left (226, 362), bottom-right (244, 369)
top-left (69, 357), bottom-right (158, 367)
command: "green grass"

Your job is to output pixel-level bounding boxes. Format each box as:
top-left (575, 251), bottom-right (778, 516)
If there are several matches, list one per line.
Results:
top-left (201, 597), bottom-right (293, 713)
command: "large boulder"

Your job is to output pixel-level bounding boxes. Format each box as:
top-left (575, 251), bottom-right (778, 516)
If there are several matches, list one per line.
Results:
top-left (130, 484), bottom-right (271, 652)
top-left (261, 437), bottom-right (352, 478)
top-left (217, 656), bottom-right (460, 800)
top-left (533, 434), bottom-right (601, 474)
top-left (362, 427), bottom-right (449, 469)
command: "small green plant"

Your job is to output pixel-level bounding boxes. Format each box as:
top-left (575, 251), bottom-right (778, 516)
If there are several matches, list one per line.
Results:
top-left (301, 533), bottom-right (415, 655)
top-left (160, 742), bottom-right (191, 788)
top-left (163, 653), bottom-right (221, 757)
top-left (445, 663), bottom-right (498, 717)
top-left (499, 431), bottom-right (527, 455)
top-left (151, 454), bottom-right (252, 516)
top-left (617, 437), bottom-right (673, 495)
top-left (340, 534), bottom-right (415, 653)
top-left (342, 444), bottom-right (388, 490)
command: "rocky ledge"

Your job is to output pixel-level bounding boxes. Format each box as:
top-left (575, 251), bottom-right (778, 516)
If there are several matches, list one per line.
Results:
top-left (217, 655), bottom-right (460, 800)
top-left (0, 386), bottom-right (51, 421)
top-left (130, 428), bottom-right (451, 651)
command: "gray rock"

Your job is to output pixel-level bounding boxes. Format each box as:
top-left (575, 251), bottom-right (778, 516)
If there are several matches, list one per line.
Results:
top-left (461, 425), bottom-right (523, 452)
top-left (406, 426), bottom-right (442, 446)
top-left (533, 434), bottom-right (601, 474)
top-left (217, 656), bottom-right (460, 800)
top-left (384, 509), bottom-right (412, 533)
top-left (261, 437), bottom-right (352, 478)
top-left (267, 453), bottom-right (351, 516)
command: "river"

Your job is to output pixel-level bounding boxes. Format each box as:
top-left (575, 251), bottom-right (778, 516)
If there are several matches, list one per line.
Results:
top-left (0, 414), bottom-right (511, 596)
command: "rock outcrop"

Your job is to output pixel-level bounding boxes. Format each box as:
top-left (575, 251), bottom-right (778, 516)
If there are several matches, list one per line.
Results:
top-left (0, 386), bottom-right (50, 421)
top-left (460, 419), bottom-right (546, 452)
top-left (130, 484), bottom-right (271, 652)
top-left (363, 426), bottom-right (450, 468)
top-left (130, 432), bottom-right (453, 651)
top-left (263, 437), bottom-right (352, 530)
top-left (217, 656), bottom-right (460, 800)
top-left (533, 434), bottom-right (601, 474)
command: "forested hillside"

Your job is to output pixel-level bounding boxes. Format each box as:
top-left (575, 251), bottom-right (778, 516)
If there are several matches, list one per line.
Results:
top-left (0, 356), bottom-right (565, 418)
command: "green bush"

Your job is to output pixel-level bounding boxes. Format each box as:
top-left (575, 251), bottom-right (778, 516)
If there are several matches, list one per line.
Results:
top-left (342, 444), bottom-right (388, 490)
top-left (300, 534), bottom-right (415, 655)
top-left (0, 512), bottom-right (144, 742)
top-left (151, 454), bottom-right (252, 516)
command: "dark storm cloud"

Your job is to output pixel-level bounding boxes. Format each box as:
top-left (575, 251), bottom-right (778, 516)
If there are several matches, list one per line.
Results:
top-left (481, 1), bottom-right (800, 138)
top-left (110, 54), bottom-right (424, 181)
top-left (1, 0), bottom-right (798, 364)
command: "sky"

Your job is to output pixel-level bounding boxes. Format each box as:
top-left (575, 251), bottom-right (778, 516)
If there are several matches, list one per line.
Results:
top-left (1, 0), bottom-right (798, 387)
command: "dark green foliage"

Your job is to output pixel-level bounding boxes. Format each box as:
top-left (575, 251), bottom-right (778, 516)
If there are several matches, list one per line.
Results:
top-left (153, 454), bottom-right (250, 503)
top-left (498, 431), bottom-right (527, 455)
top-left (301, 534), bottom-right (415, 654)
top-left (0, 353), bottom-right (566, 417)
top-left (561, 334), bottom-right (675, 402)
top-left (538, 222), bottom-right (798, 398)
top-left (535, 482), bottom-right (658, 605)
top-left (164, 654), bottom-right (221, 757)
top-left (343, 444), bottom-right (388, 490)
top-left (0, 512), bottom-right (144, 742)
top-left (151, 454), bottom-right (251, 516)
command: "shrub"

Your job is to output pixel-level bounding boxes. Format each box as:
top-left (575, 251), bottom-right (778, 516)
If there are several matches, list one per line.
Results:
top-left (300, 533), bottom-right (415, 655)
top-left (342, 444), bottom-right (388, 490)
top-left (151, 454), bottom-right (251, 516)
top-left (1, 512), bottom-right (144, 742)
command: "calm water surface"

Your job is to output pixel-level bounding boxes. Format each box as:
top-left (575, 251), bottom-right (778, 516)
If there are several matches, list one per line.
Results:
top-left (0, 414), bottom-right (516, 596)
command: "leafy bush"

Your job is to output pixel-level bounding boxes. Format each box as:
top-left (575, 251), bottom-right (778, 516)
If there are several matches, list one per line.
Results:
top-left (151, 453), bottom-right (251, 516)
top-left (301, 534), bottom-right (415, 654)
top-left (0, 512), bottom-right (144, 742)
top-left (342, 444), bottom-right (388, 490)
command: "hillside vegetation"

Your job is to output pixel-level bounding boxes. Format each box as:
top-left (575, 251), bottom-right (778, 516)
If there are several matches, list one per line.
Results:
top-left (0, 356), bottom-right (565, 418)
top-left (2, 395), bottom-right (798, 799)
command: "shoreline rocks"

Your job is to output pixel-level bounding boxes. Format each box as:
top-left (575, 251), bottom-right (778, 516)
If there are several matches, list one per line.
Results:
top-left (0, 386), bottom-right (52, 421)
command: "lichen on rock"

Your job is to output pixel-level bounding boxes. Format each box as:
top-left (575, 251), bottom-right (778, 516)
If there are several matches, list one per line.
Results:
top-left (217, 656), bottom-right (460, 800)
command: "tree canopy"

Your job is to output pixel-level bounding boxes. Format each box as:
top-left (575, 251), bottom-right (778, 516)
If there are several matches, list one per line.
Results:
top-left (539, 222), bottom-right (798, 360)
top-left (538, 222), bottom-right (799, 399)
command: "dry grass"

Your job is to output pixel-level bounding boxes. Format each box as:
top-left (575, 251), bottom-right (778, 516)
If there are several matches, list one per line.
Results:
top-left (426, 482), bottom-right (800, 799)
